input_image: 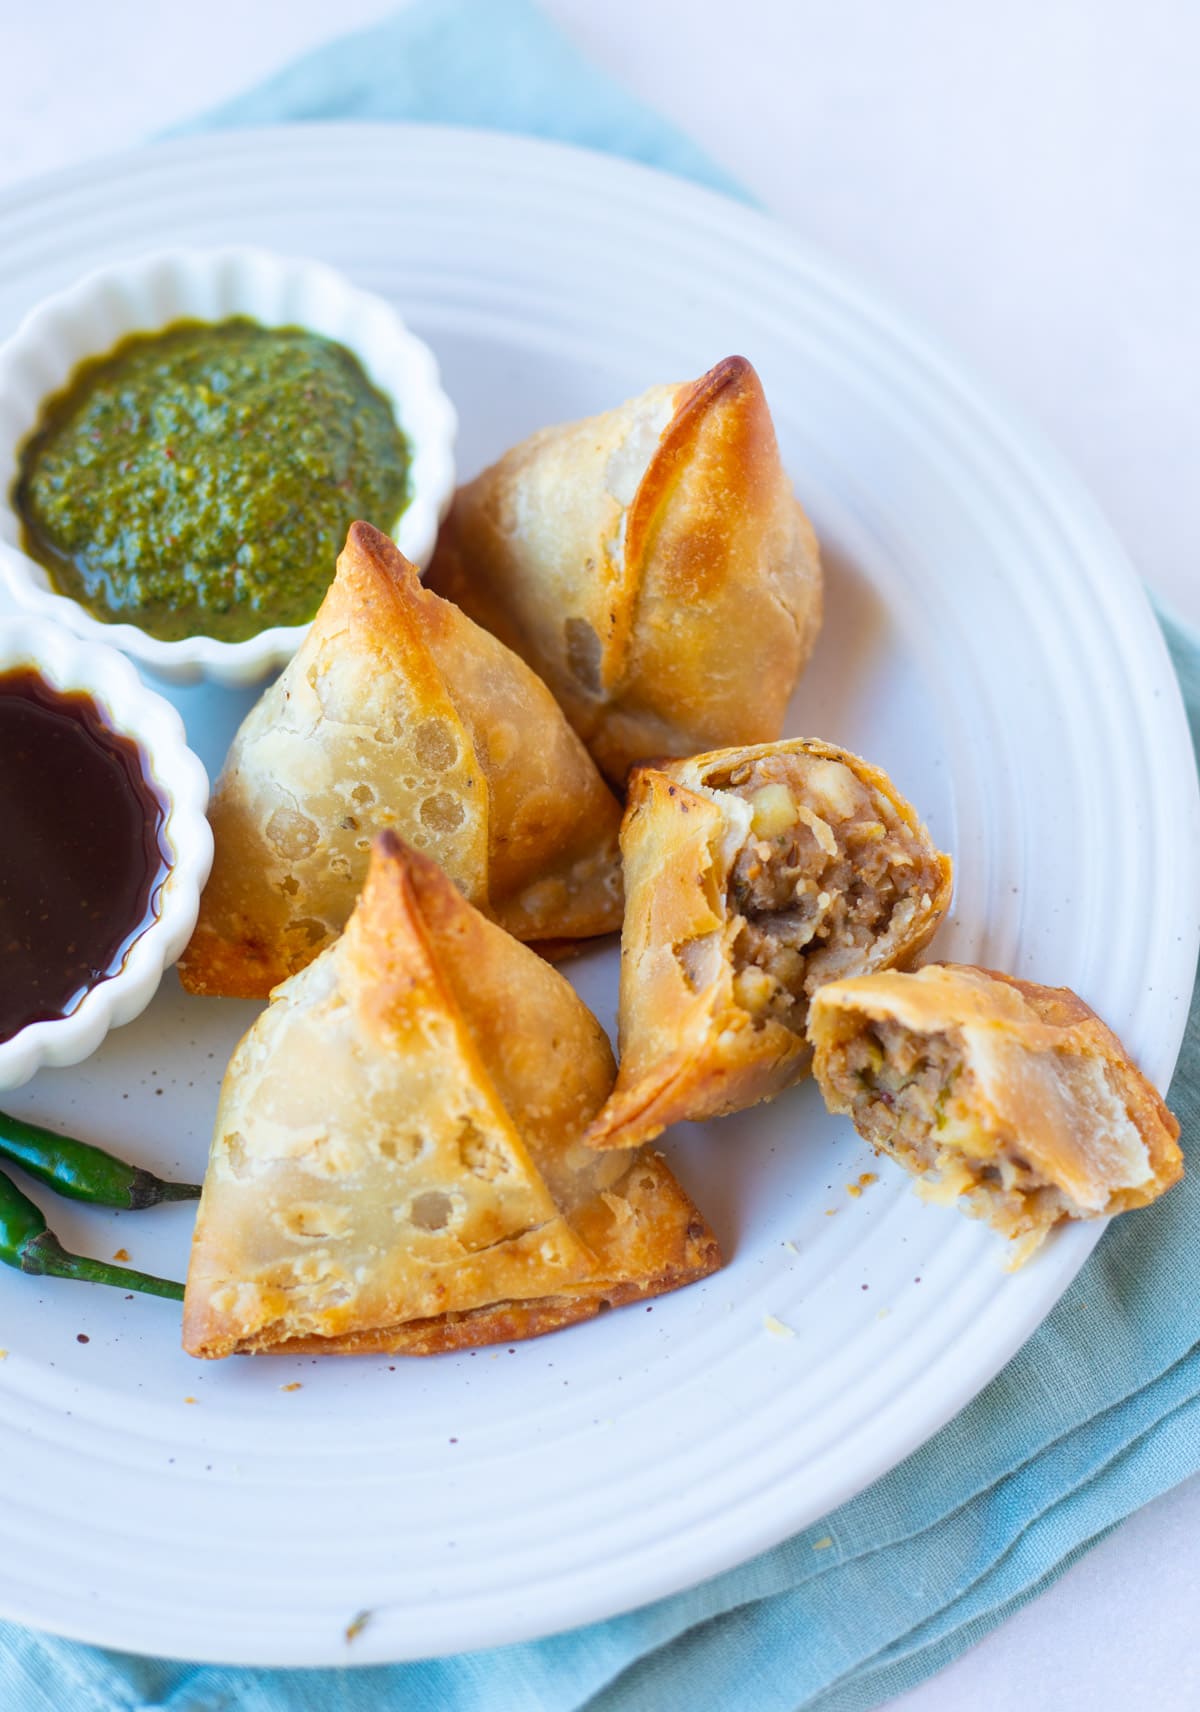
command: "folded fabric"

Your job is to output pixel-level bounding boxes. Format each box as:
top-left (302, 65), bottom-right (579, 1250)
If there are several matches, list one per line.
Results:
top-left (4, 3), bottom-right (1195, 1708)
top-left (176, 0), bottom-right (745, 198)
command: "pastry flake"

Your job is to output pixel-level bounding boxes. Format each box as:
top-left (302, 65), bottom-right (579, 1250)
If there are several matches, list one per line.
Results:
top-left (427, 356), bottom-right (823, 786)
top-left (178, 522), bottom-right (623, 998)
top-left (585, 739), bottom-right (953, 1149)
top-left (807, 963), bottom-right (1183, 1255)
top-left (183, 834), bottom-right (720, 1358)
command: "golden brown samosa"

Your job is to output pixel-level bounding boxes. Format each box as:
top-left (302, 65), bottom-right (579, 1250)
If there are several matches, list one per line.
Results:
top-left (427, 356), bottom-right (823, 786)
top-left (183, 834), bottom-right (721, 1357)
top-left (586, 740), bottom-right (953, 1150)
top-left (808, 964), bottom-right (1183, 1259)
top-left (179, 523), bottom-right (623, 999)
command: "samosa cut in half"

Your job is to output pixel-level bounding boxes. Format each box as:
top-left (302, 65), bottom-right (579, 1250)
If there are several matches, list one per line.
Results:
top-left (585, 739), bottom-right (953, 1150)
top-left (183, 833), bottom-right (721, 1357)
top-left (808, 963), bottom-right (1183, 1261)
top-left (179, 523), bottom-right (624, 999)
top-left (427, 356), bottom-right (824, 787)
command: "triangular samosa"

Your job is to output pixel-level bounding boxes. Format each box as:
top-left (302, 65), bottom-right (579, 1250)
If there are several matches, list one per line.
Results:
top-left (808, 964), bottom-right (1183, 1259)
top-left (179, 523), bottom-right (623, 998)
top-left (586, 740), bottom-right (953, 1149)
top-left (183, 834), bottom-right (721, 1357)
top-left (427, 356), bottom-right (823, 786)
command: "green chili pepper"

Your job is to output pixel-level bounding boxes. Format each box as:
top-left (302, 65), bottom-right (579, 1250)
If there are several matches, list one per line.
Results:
top-left (0, 1170), bottom-right (183, 1300)
top-left (0, 1110), bottom-right (200, 1208)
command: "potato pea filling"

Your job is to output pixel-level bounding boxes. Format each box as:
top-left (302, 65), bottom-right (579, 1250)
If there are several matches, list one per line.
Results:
top-left (713, 753), bottom-right (938, 1033)
top-left (838, 1018), bottom-right (1081, 1240)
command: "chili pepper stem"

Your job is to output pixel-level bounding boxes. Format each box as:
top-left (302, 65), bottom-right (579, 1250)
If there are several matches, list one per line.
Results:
top-left (19, 1230), bottom-right (184, 1301)
top-left (129, 1168), bottom-right (202, 1209)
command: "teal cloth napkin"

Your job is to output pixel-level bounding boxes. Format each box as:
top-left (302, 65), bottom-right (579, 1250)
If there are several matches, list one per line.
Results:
top-left (7, 3), bottom-right (1199, 1707)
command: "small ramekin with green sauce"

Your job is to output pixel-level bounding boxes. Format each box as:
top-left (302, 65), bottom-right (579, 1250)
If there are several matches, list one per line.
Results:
top-left (0, 249), bottom-right (457, 685)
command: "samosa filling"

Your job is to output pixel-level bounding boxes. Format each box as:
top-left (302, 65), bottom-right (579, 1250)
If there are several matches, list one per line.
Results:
top-left (716, 753), bottom-right (937, 1033)
top-left (838, 1018), bottom-right (1083, 1242)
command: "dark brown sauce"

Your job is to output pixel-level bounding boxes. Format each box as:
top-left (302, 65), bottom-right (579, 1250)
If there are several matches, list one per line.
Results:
top-left (0, 669), bottom-right (168, 1044)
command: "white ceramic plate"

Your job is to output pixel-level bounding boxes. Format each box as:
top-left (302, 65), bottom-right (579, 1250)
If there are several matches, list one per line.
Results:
top-left (0, 124), bottom-right (1195, 1668)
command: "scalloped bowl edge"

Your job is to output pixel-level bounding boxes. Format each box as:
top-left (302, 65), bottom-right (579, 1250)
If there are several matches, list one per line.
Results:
top-left (0, 247), bottom-right (458, 686)
top-left (0, 616), bottom-right (212, 1089)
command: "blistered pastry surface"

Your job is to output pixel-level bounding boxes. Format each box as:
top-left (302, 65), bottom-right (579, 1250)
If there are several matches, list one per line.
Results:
top-left (428, 357), bottom-right (824, 785)
top-left (179, 523), bottom-right (621, 997)
top-left (184, 836), bottom-right (720, 1357)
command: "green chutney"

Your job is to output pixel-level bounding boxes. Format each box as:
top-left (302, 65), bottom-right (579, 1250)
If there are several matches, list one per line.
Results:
top-left (14, 318), bottom-right (412, 643)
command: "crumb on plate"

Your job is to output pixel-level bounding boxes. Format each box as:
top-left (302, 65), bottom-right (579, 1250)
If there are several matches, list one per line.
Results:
top-left (345, 1609), bottom-right (372, 1644)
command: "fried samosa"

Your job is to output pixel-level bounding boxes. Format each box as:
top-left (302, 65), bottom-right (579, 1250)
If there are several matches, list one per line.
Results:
top-left (586, 740), bottom-right (953, 1149)
top-left (427, 356), bottom-right (823, 786)
top-left (183, 834), bottom-right (721, 1357)
top-left (808, 964), bottom-right (1183, 1257)
top-left (179, 523), bottom-right (623, 999)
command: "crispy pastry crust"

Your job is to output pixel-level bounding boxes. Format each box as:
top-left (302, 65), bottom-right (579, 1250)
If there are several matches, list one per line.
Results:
top-left (808, 963), bottom-right (1183, 1243)
top-left (586, 739), bottom-right (953, 1149)
top-left (271, 1264), bottom-right (703, 1357)
top-left (427, 356), bottom-right (823, 786)
top-left (183, 835), bottom-right (720, 1358)
top-left (178, 523), bottom-right (623, 999)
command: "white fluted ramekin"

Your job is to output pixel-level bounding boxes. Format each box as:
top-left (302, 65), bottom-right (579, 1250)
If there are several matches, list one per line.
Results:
top-left (0, 616), bottom-right (212, 1091)
top-left (0, 247), bottom-right (457, 686)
